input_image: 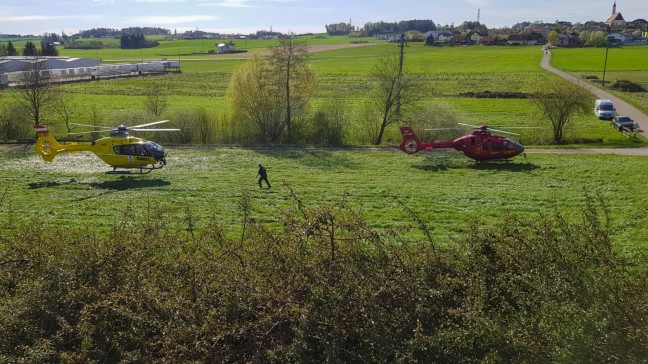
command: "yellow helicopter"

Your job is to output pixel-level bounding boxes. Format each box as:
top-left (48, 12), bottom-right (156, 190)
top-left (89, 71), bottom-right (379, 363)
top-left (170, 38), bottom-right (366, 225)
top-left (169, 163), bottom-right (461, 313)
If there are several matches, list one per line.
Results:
top-left (33, 121), bottom-right (179, 173)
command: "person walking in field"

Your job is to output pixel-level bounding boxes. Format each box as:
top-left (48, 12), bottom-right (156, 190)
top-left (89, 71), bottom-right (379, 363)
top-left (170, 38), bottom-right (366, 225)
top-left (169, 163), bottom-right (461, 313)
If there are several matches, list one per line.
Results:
top-left (257, 164), bottom-right (271, 189)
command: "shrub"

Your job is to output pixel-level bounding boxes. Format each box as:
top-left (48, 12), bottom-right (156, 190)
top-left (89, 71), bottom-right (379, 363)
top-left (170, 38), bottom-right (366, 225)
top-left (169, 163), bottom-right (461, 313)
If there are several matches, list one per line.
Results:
top-left (0, 193), bottom-right (645, 362)
top-left (609, 80), bottom-right (646, 92)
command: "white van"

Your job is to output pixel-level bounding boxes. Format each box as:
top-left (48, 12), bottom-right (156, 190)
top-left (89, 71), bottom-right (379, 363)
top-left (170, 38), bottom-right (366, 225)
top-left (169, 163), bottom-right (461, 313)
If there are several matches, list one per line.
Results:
top-left (594, 99), bottom-right (615, 120)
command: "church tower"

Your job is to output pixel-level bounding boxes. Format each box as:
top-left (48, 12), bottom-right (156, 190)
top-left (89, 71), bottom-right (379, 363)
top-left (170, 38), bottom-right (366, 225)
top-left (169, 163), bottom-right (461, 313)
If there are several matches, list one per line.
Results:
top-left (606, 1), bottom-right (626, 28)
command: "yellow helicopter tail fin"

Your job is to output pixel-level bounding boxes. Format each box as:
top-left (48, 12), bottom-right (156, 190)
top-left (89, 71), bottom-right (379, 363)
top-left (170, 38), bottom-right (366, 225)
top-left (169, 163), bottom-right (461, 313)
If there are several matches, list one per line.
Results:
top-left (33, 125), bottom-right (64, 162)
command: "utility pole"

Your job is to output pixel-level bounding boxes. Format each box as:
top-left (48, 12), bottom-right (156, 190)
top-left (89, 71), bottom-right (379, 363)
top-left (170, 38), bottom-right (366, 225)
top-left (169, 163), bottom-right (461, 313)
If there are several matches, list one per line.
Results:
top-left (397, 33), bottom-right (405, 116)
top-left (602, 25), bottom-right (610, 87)
top-left (398, 33), bottom-right (405, 75)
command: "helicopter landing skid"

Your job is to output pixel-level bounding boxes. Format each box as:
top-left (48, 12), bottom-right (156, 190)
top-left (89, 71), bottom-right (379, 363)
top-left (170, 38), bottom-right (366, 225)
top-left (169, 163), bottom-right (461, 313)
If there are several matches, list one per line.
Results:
top-left (106, 163), bottom-right (165, 174)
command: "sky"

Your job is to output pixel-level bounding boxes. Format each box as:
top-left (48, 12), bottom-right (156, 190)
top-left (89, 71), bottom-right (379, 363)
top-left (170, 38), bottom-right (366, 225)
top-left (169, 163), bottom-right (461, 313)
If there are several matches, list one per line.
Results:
top-left (1, 0), bottom-right (648, 36)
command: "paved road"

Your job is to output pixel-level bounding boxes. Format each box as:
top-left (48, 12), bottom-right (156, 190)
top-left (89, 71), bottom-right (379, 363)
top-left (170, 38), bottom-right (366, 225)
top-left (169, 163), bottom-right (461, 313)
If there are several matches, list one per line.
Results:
top-left (540, 49), bottom-right (648, 138)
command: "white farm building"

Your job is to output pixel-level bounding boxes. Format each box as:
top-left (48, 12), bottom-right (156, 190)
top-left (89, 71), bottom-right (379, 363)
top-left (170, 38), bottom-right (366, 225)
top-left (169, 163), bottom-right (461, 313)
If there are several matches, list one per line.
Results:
top-left (0, 56), bottom-right (99, 73)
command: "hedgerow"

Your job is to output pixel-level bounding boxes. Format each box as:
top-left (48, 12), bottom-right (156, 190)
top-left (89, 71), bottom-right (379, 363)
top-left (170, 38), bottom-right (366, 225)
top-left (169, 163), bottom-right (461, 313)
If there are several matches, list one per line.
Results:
top-left (0, 192), bottom-right (646, 362)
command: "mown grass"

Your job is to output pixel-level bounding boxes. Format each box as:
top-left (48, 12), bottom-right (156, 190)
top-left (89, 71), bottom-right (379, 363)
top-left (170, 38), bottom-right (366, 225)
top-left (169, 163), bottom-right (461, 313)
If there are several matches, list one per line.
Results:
top-left (1, 148), bottom-right (647, 253)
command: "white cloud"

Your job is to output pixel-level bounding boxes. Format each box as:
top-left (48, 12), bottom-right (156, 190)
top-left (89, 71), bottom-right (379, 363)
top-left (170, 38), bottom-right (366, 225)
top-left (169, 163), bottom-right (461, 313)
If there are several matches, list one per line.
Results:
top-left (134, 0), bottom-right (187, 3)
top-left (3, 15), bottom-right (76, 22)
top-left (133, 15), bottom-right (218, 25)
top-left (200, 0), bottom-right (251, 7)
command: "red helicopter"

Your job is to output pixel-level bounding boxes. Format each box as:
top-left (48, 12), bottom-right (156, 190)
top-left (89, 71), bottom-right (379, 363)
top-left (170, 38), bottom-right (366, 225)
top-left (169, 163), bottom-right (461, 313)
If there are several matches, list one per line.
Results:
top-left (399, 123), bottom-right (526, 161)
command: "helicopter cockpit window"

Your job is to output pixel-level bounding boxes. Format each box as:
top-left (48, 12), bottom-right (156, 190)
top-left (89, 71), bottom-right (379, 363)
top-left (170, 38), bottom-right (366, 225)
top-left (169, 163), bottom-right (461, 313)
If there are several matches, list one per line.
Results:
top-left (492, 142), bottom-right (503, 150)
top-left (113, 144), bottom-right (150, 156)
top-left (504, 141), bottom-right (514, 151)
top-left (144, 142), bottom-right (164, 156)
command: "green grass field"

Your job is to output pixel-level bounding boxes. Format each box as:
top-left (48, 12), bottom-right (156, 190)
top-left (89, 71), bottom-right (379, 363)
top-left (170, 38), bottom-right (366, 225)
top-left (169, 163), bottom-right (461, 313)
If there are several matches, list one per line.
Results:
top-left (1, 148), bottom-right (647, 253)
top-left (2, 39), bottom-right (648, 251)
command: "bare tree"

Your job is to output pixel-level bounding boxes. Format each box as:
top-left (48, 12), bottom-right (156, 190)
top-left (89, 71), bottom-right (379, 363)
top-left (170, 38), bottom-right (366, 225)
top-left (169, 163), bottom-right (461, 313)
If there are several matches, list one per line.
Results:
top-left (533, 79), bottom-right (593, 144)
top-left (143, 87), bottom-right (168, 118)
top-left (267, 36), bottom-right (315, 142)
top-left (12, 57), bottom-right (56, 125)
top-left (52, 93), bottom-right (76, 133)
top-left (371, 53), bottom-right (417, 145)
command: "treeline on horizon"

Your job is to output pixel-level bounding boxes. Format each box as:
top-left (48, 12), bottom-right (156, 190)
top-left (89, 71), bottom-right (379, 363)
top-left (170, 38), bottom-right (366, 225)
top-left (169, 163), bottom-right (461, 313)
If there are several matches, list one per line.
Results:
top-left (326, 19), bottom-right (438, 36)
top-left (75, 27), bottom-right (171, 38)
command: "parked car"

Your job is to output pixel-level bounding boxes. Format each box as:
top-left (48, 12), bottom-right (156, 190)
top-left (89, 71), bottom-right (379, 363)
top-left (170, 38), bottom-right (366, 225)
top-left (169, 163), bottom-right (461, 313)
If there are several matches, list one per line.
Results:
top-left (594, 99), bottom-right (615, 120)
top-left (612, 116), bottom-right (637, 131)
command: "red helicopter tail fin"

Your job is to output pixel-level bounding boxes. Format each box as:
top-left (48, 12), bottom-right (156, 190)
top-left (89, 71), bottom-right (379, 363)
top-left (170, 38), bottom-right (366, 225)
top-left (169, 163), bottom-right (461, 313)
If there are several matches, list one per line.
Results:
top-left (399, 126), bottom-right (424, 154)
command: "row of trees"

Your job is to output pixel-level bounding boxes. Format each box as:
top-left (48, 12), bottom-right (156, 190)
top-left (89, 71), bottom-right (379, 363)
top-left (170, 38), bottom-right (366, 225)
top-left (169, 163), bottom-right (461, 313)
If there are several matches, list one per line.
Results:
top-left (119, 33), bottom-right (159, 49)
top-left (325, 19), bottom-right (438, 36)
top-left (76, 27), bottom-right (170, 38)
top-left (0, 41), bottom-right (58, 57)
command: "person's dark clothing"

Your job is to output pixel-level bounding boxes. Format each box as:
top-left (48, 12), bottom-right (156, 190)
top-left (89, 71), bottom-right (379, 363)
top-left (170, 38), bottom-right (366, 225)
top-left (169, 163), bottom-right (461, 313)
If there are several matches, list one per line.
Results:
top-left (258, 165), bottom-right (271, 188)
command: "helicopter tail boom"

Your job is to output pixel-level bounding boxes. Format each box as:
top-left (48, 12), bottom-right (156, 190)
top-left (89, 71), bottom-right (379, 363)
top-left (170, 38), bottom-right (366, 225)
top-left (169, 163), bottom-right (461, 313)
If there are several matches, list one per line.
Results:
top-left (33, 125), bottom-right (64, 162)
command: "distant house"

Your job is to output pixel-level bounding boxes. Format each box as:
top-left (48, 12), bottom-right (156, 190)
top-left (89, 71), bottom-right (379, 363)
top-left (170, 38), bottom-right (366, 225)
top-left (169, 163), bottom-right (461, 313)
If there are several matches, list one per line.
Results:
top-left (373, 34), bottom-right (400, 41)
top-left (469, 32), bottom-right (484, 44)
top-left (449, 34), bottom-right (468, 45)
top-left (557, 32), bottom-right (582, 47)
top-left (507, 34), bottom-right (538, 45)
top-left (607, 32), bottom-right (628, 44)
top-left (217, 43), bottom-right (236, 54)
top-left (437, 32), bottom-right (454, 43)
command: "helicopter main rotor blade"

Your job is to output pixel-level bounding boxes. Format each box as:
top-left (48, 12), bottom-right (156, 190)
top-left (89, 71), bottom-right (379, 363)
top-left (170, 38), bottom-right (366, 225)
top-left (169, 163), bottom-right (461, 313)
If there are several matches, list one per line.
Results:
top-left (457, 122), bottom-right (481, 129)
top-left (487, 128), bottom-right (520, 135)
top-left (68, 130), bottom-right (109, 135)
top-left (70, 123), bottom-right (113, 129)
top-left (128, 120), bottom-right (171, 129)
top-left (128, 128), bottom-right (180, 132)
top-left (457, 122), bottom-right (520, 135)
top-left (424, 128), bottom-right (462, 131)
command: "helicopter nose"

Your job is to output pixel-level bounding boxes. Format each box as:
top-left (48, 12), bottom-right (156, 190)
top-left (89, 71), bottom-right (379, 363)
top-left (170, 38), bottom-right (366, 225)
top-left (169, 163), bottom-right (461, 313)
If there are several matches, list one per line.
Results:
top-left (515, 142), bottom-right (525, 154)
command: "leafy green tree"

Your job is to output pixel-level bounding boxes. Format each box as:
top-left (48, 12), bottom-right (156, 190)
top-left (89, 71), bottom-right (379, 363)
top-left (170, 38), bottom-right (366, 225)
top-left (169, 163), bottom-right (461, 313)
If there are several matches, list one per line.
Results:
top-left (22, 41), bottom-right (37, 56)
top-left (227, 56), bottom-right (286, 142)
top-left (7, 41), bottom-right (17, 56)
top-left (325, 22), bottom-right (354, 36)
top-left (548, 30), bottom-right (559, 47)
top-left (40, 41), bottom-right (59, 56)
top-left (587, 31), bottom-right (607, 47)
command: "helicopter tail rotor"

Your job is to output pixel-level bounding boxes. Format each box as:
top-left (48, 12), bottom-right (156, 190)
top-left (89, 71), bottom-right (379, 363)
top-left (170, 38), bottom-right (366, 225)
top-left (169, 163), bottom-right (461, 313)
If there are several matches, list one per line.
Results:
top-left (33, 125), bottom-right (64, 162)
top-left (399, 126), bottom-right (424, 154)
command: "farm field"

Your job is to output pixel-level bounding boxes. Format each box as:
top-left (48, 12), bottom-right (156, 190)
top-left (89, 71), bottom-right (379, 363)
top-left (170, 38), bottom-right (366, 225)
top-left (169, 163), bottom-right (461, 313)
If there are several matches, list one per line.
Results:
top-left (550, 46), bottom-right (648, 116)
top-left (2, 38), bottom-right (648, 243)
top-left (3, 40), bottom-right (644, 147)
top-left (1, 148), bottom-right (647, 254)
